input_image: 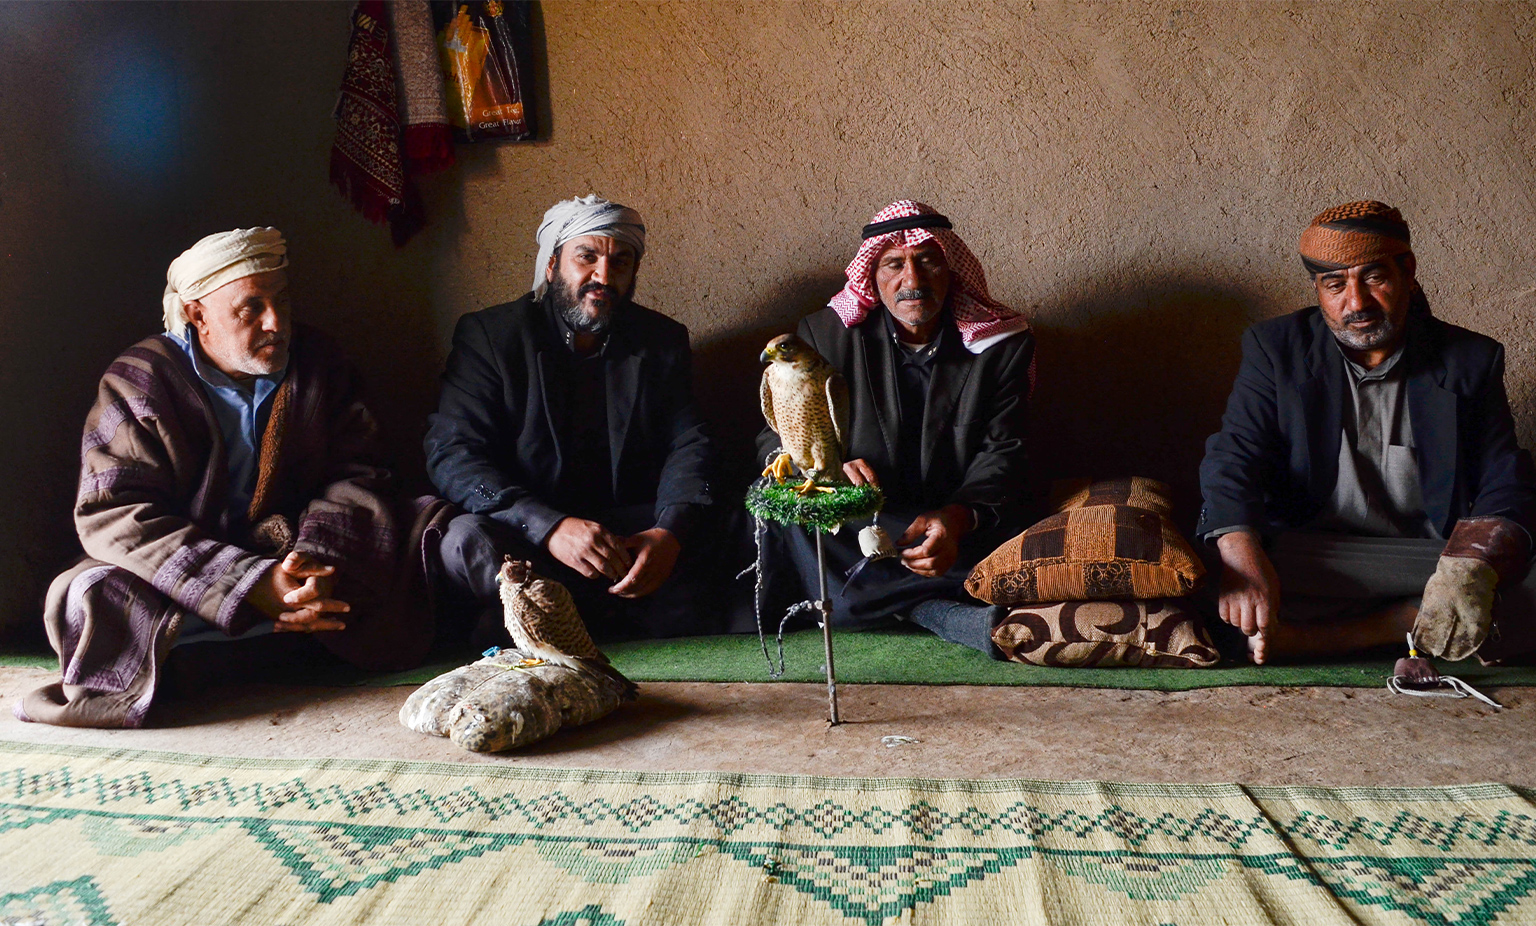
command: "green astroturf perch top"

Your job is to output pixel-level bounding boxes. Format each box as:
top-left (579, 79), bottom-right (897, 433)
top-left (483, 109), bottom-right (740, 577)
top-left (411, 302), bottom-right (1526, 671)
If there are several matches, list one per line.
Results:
top-left (746, 482), bottom-right (884, 533)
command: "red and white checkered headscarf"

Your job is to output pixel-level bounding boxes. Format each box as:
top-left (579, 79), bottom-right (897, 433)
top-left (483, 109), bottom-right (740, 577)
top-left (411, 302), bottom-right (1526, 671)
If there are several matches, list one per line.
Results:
top-left (828, 200), bottom-right (1032, 356)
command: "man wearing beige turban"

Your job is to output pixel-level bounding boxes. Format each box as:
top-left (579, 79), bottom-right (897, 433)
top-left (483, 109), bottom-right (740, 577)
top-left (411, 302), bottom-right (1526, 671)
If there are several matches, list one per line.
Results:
top-left (1198, 202), bottom-right (1536, 665)
top-left (20, 229), bottom-right (447, 728)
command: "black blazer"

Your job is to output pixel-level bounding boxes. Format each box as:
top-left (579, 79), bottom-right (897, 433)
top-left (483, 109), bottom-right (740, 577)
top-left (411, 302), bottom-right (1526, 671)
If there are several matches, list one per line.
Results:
top-left (756, 307), bottom-right (1034, 531)
top-left (1197, 307), bottom-right (1536, 539)
top-left (425, 293), bottom-right (714, 545)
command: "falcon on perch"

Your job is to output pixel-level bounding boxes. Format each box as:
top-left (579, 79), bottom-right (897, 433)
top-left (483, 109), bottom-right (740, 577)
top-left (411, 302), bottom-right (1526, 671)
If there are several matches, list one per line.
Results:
top-left (760, 333), bottom-right (849, 495)
top-left (496, 558), bottom-right (638, 701)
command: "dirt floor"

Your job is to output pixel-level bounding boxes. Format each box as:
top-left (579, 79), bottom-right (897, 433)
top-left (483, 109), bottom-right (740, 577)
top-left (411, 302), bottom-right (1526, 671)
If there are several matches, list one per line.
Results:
top-left (2, 666), bottom-right (1530, 787)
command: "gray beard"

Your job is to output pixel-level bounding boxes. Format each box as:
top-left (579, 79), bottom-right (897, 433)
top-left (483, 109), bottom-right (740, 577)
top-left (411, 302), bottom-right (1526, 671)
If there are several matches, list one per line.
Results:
top-left (551, 277), bottom-right (630, 335)
top-left (1327, 311), bottom-right (1402, 353)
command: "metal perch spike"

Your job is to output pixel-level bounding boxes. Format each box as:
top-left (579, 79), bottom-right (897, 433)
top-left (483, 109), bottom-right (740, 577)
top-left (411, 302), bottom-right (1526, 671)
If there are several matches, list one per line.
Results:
top-left (815, 527), bottom-right (841, 725)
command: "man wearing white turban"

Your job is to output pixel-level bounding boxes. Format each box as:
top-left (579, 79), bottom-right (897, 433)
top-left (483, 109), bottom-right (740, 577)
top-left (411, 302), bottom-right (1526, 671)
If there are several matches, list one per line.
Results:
top-left (426, 195), bottom-right (717, 641)
top-left (20, 229), bottom-right (449, 728)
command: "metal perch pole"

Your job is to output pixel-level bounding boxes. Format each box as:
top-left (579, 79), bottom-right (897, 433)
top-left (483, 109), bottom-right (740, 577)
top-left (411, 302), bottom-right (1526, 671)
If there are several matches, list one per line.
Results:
top-left (815, 527), bottom-right (841, 725)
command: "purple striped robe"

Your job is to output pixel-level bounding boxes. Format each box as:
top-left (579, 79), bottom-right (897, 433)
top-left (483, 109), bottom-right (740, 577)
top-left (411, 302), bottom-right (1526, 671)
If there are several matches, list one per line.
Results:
top-left (20, 325), bottom-right (448, 728)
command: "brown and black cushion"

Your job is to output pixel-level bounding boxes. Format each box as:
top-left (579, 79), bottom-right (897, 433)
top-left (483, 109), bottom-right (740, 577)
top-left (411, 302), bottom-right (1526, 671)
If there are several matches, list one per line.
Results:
top-left (992, 599), bottom-right (1219, 668)
top-left (965, 477), bottom-right (1205, 605)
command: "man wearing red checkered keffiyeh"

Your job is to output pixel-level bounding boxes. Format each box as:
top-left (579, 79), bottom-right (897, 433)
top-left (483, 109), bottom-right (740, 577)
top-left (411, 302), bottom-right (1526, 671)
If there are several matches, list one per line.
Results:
top-left (748, 201), bottom-right (1035, 653)
top-left (829, 200), bottom-right (1034, 358)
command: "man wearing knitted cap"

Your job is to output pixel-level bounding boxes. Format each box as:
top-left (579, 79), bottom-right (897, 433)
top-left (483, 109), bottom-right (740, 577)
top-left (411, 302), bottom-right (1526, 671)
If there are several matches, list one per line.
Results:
top-left (426, 195), bottom-right (716, 640)
top-left (1199, 201), bottom-right (1536, 664)
top-left (20, 229), bottom-right (445, 728)
top-left (751, 201), bottom-right (1035, 652)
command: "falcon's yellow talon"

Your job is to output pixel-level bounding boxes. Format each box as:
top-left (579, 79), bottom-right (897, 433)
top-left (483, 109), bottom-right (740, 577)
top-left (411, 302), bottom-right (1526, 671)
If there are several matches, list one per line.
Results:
top-left (794, 477), bottom-right (835, 496)
top-left (514, 657), bottom-right (547, 669)
top-left (762, 453), bottom-right (796, 484)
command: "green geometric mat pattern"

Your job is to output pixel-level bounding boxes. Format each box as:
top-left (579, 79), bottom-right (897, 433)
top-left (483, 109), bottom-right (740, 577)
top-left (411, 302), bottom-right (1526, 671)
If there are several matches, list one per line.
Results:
top-left (349, 628), bottom-right (1536, 691)
top-left (0, 876), bottom-right (116, 926)
top-left (1, 739), bottom-right (1533, 925)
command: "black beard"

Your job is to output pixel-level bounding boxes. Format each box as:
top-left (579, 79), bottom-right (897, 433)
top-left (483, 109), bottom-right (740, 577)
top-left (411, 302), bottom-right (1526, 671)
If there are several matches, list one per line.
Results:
top-left (551, 277), bottom-right (631, 335)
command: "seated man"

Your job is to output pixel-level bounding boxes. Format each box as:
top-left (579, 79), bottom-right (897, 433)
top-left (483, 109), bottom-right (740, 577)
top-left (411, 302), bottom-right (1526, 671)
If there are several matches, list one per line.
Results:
top-left (426, 195), bottom-right (716, 640)
top-left (1199, 201), bottom-right (1536, 664)
top-left (755, 200), bottom-right (1035, 652)
top-left (21, 228), bottom-right (440, 728)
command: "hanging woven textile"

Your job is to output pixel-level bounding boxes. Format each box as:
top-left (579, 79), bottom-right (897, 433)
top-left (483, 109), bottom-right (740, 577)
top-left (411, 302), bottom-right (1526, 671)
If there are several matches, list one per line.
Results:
top-left (389, 0), bottom-right (456, 173)
top-left (331, 1), bottom-right (420, 244)
top-left (331, 1), bottom-right (534, 242)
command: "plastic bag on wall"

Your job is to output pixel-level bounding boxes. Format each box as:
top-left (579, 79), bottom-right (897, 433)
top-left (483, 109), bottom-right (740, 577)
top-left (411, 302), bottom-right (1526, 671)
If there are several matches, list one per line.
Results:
top-left (433, 0), bottom-right (536, 141)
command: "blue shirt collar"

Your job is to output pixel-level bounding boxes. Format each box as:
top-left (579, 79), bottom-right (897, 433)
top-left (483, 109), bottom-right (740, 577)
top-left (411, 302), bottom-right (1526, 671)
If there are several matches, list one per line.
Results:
top-left (167, 329), bottom-right (287, 395)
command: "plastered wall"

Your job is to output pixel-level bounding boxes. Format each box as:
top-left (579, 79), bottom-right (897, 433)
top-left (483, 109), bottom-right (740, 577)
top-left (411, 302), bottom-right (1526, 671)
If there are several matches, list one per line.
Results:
top-left (2, 1), bottom-right (1533, 639)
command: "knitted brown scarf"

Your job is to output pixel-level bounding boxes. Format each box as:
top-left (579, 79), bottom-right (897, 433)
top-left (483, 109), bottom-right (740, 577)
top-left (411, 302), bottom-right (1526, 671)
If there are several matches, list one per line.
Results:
top-left (246, 377), bottom-right (295, 556)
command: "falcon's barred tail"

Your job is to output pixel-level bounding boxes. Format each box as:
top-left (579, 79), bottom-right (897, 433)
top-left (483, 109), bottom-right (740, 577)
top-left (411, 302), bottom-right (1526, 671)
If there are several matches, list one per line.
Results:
top-left (575, 655), bottom-right (639, 702)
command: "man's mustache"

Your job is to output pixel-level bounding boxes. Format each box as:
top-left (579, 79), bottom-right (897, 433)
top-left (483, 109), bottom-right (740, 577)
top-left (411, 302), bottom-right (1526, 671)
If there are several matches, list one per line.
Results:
top-left (579, 282), bottom-right (623, 301)
top-left (1342, 309), bottom-right (1386, 326)
top-left (895, 288), bottom-right (933, 302)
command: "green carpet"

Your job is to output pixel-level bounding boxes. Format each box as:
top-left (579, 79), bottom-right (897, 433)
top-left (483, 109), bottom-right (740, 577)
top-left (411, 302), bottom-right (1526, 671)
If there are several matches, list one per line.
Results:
top-left (341, 628), bottom-right (1536, 691)
top-left (0, 652), bottom-right (57, 670)
top-left (8, 628), bottom-right (1534, 690)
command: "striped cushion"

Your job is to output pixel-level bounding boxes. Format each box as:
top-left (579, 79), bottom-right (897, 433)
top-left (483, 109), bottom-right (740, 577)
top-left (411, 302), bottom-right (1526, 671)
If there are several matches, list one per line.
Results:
top-left (965, 477), bottom-right (1205, 604)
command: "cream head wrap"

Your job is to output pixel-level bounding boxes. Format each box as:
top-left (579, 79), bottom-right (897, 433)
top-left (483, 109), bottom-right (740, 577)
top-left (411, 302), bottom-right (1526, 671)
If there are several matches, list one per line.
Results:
top-left (162, 227), bottom-right (289, 336)
top-left (531, 195), bottom-right (646, 299)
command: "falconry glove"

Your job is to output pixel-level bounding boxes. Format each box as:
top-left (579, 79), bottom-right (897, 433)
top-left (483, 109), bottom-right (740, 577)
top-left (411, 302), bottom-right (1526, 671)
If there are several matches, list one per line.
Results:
top-left (1414, 516), bottom-right (1531, 661)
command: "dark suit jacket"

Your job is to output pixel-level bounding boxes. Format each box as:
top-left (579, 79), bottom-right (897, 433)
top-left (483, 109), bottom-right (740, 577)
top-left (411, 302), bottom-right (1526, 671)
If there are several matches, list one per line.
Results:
top-left (425, 292), bottom-right (714, 546)
top-left (1197, 307), bottom-right (1536, 540)
top-left (756, 307), bottom-right (1034, 531)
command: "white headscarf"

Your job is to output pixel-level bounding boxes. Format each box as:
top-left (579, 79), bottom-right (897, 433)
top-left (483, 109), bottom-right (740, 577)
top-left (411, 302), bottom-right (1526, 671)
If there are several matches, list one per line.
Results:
top-left (163, 228), bottom-right (289, 336)
top-left (531, 195), bottom-right (646, 298)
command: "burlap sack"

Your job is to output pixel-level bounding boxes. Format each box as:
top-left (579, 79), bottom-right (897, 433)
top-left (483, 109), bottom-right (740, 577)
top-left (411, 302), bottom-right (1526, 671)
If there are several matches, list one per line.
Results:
top-left (400, 649), bottom-right (622, 753)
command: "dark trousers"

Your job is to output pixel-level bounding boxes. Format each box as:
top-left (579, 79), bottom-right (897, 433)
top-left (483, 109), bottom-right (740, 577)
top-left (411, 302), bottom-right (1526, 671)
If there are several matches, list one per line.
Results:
top-left (435, 506), bottom-right (714, 642)
top-left (754, 506), bottom-right (996, 631)
top-left (1204, 531), bottom-right (1536, 662)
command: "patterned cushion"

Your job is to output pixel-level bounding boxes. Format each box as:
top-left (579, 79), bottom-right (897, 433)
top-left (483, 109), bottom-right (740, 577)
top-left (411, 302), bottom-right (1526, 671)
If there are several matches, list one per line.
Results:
top-left (965, 477), bottom-right (1205, 604)
top-left (991, 599), bottom-right (1220, 668)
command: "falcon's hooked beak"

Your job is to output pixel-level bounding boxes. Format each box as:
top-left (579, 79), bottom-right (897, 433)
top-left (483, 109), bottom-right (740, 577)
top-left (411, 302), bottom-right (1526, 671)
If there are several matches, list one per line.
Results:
top-left (498, 556), bottom-right (531, 588)
top-left (762, 334), bottom-right (806, 365)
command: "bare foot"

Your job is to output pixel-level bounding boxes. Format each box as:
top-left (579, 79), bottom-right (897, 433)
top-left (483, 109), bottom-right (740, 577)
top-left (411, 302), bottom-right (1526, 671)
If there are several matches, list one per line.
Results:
top-left (1245, 619), bottom-right (1317, 664)
top-left (1245, 603), bottom-right (1418, 665)
top-left (1247, 630), bottom-right (1268, 665)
